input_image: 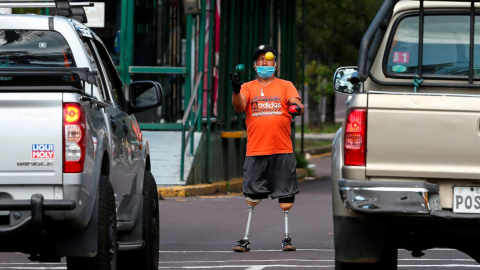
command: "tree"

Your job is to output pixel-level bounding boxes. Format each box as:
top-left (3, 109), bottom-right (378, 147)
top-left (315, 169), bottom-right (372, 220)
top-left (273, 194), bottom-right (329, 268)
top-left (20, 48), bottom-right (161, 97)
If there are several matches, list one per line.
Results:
top-left (297, 0), bottom-right (384, 124)
top-left (305, 61), bottom-right (323, 130)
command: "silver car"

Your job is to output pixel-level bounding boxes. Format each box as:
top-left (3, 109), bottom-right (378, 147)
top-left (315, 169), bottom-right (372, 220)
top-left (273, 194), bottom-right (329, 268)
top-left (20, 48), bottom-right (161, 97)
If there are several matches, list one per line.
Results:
top-left (0, 2), bottom-right (162, 270)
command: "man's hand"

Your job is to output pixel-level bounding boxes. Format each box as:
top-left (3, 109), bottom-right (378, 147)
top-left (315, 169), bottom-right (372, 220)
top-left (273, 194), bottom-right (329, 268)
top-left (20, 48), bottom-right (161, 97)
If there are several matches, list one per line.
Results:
top-left (288, 103), bottom-right (301, 117)
top-left (229, 72), bottom-right (242, 94)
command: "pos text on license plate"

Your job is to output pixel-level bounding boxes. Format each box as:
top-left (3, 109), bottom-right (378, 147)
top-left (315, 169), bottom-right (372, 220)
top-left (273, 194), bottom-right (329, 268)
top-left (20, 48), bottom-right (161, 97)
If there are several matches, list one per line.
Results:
top-left (453, 187), bottom-right (480, 213)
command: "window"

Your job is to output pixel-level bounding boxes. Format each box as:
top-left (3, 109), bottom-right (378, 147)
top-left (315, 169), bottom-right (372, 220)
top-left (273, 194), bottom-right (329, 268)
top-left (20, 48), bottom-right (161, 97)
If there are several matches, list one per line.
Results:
top-left (91, 39), bottom-right (125, 110)
top-left (81, 40), bottom-right (107, 100)
top-left (0, 30), bottom-right (82, 88)
top-left (386, 15), bottom-right (474, 77)
top-left (101, 59), bottom-right (120, 104)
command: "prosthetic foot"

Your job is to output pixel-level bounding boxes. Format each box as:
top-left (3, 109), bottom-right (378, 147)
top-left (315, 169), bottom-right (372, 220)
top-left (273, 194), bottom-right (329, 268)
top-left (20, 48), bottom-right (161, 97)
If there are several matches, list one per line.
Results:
top-left (233, 205), bottom-right (255, 252)
top-left (282, 210), bottom-right (296, 251)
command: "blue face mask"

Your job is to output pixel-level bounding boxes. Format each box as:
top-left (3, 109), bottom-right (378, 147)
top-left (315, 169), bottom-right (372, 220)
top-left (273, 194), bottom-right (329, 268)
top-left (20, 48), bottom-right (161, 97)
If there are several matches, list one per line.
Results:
top-left (255, 64), bottom-right (276, 79)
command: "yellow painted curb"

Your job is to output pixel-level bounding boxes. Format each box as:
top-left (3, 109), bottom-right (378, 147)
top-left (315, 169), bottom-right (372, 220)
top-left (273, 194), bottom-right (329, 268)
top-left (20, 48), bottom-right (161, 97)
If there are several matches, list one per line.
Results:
top-left (158, 169), bottom-right (308, 197)
top-left (220, 131), bottom-right (247, 138)
top-left (158, 177), bottom-right (243, 197)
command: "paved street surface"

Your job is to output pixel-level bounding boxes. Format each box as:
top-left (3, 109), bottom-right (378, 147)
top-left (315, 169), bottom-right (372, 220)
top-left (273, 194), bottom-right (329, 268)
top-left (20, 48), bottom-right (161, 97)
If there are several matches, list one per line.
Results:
top-left (0, 154), bottom-right (479, 269)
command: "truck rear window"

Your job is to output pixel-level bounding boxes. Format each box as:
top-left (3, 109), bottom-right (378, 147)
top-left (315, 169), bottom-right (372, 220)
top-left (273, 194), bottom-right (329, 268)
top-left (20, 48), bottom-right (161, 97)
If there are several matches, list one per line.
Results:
top-left (0, 30), bottom-right (82, 88)
top-left (386, 15), bottom-right (480, 77)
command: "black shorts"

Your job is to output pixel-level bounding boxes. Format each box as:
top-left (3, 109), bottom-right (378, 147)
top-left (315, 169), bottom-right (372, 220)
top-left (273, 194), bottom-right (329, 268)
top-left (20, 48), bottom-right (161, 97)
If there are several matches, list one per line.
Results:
top-left (243, 153), bottom-right (299, 199)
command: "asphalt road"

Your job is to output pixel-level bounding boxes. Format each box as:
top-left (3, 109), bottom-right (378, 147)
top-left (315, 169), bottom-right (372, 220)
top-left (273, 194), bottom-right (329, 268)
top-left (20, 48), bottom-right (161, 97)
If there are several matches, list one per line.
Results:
top-left (0, 154), bottom-right (478, 269)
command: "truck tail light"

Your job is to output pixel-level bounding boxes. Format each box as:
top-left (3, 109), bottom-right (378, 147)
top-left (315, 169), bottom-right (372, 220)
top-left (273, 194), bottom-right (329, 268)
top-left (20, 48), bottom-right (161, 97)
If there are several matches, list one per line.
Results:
top-left (63, 103), bottom-right (86, 173)
top-left (344, 109), bottom-right (367, 166)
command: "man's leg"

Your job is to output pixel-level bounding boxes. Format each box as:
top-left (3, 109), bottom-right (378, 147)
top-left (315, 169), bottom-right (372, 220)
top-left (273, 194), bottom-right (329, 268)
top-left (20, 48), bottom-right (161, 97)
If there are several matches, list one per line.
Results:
top-left (233, 196), bottom-right (264, 252)
top-left (233, 156), bottom-right (270, 252)
top-left (269, 153), bottom-right (299, 251)
top-left (279, 196), bottom-right (296, 251)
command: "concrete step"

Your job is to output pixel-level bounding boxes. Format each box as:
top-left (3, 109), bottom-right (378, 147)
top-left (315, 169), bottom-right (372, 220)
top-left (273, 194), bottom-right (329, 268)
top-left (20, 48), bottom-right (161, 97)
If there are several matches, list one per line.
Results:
top-left (142, 131), bottom-right (202, 186)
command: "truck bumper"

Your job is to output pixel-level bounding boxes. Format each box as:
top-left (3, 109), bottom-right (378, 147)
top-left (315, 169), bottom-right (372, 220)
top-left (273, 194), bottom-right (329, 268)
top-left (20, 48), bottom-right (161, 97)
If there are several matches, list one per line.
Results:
top-left (0, 194), bottom-right (76, 235)
top-left (339, 179), bottom-right (442, 215)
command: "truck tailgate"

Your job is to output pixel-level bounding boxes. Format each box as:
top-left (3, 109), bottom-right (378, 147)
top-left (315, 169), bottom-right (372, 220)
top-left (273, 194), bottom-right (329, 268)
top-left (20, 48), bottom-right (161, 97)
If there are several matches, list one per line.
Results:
top-left (0, 93), bottom-right (63, 184)
top-left (366, 93), bottom-right (480, 180)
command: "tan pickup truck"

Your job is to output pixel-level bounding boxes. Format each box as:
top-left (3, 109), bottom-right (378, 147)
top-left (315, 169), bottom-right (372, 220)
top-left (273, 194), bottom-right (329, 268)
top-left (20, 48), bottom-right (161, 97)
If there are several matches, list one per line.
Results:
top-left (332, 0), bottom-right (480, 269)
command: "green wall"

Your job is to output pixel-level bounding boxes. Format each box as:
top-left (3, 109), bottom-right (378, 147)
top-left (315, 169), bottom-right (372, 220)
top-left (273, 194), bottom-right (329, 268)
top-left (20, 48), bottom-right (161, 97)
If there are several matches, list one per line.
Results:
top-left (187, 132), bottom-right (247, 185)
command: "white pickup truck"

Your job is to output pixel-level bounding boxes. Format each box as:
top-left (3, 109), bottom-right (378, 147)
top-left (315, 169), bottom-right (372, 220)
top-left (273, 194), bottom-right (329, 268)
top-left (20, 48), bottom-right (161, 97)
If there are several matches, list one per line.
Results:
top-left (332, 0), bottom-right (480, 269)
top-left (0, 1), bottom-right (162, 270)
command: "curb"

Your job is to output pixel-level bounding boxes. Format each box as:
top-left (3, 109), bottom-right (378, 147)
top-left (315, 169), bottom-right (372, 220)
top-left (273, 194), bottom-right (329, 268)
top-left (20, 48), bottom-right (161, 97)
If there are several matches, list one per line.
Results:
top-left (158, 168), bottom-right (308, 197)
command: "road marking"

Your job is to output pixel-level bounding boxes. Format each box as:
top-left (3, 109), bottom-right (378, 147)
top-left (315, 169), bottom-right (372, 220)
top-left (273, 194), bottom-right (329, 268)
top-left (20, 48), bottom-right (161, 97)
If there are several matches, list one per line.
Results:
top-left (159, 249), bottom-right (335, 253)
top-left (399, 265), bottom-right (480, 268)
top-left (0, 264), bottom-right (65, 265)
top-left (159, 248), bottom-right (459, 253)
top-left (2, 266), bottom-right (67, 270)
top-left (158, 266), bottom-right (480, 269)
top-left (158, 266), bottom-right (334, 269)
top-left (0, 264), bottom-right (478, 270)
top-left (158, 258), bottom-right (477, 264)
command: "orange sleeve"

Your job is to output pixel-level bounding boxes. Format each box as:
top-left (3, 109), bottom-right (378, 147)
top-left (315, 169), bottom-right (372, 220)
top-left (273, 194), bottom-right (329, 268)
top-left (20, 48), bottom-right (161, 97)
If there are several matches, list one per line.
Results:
top-left (285, 81), bottom-right (301, 102)
top-left (240, 82), bottom-right (250, 101)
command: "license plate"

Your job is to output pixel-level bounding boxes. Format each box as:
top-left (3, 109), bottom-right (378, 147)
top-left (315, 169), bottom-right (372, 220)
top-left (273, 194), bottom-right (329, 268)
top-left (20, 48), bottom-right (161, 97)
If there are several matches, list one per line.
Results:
top-left (453, 187), bottom-right (480, 213)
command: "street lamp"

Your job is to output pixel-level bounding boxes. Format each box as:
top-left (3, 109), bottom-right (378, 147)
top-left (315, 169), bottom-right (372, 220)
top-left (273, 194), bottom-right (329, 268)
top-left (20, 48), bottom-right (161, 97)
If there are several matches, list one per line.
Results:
top-left (182, 0), bottom-right (200, 15)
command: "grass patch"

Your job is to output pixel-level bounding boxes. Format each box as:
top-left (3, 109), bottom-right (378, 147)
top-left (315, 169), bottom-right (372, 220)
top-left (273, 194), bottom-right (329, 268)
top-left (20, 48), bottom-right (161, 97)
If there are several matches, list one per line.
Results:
top-left (294, 152), bottom-right (315, 177)
top-left (294, 152), bottom-right (309, 169)
top-left (296, 122), bottom-right (342, 134)
top-left (295, 140), bottom-right (331, 151)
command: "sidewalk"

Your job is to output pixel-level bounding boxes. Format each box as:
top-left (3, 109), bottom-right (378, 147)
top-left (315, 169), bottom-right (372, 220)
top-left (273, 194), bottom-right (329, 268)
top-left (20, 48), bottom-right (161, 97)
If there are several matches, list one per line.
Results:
top-left (157, 168), bottom-right (309, 198)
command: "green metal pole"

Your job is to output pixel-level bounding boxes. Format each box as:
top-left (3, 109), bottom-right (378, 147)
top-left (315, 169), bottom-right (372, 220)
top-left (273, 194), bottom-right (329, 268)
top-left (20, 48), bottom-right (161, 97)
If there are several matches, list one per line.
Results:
top-left (265, 0), bottom-right (270, 44)
top-left (301, 0), bottom-right (305, 154)
top-left (184, 14), bottom-right (193, 163)
top-left (180, 125), bottom-right (186, 181)
top-left (248, 0), bottom-right (254, 80)
top-left (226, 1), bottom-right (235, 131)
top-left (185, 15), bottom-right (193, 124)
top-left (206, 0), bottom-right (215, 183)
top-left (197, 0), bottom-right (207, 132)
top-left (120, 0), bottom-right (134, 83)
top-left (235, 1), bottom-right (244, 131)
top-left (190, 16), bottom-right (197, 155)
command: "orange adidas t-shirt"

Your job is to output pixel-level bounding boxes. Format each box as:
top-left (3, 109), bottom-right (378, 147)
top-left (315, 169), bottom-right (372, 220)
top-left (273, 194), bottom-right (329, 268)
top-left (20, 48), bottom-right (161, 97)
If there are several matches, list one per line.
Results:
top-left (240, 78), bottom-right (301, 156)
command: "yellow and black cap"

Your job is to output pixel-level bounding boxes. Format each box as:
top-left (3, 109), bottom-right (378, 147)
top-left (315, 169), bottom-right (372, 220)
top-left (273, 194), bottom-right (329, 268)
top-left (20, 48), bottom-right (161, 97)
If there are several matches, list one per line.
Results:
top-left (253, 44), bottom-right (276, 60)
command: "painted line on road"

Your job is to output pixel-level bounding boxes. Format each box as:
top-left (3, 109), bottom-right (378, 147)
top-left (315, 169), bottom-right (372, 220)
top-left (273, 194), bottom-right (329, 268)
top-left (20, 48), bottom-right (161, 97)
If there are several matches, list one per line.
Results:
top-left (0, 264), bottom-right (65, 265)
top-left (0, 266), bottom-right (479, 270)
top-left (159, 258), bottom-right (476, 264)
top-left (159, 248), bottom-right (458, 253)
top-left (2, 266), bottom-right (67, 270)
top-left (158, 265), bottom-right (480, 269)
top-left (158, 266), bottom-right (334, 269)
top-left (398, 265), bottom-right (480, 268)
top-left (159, 249), bottom-right (334, 253)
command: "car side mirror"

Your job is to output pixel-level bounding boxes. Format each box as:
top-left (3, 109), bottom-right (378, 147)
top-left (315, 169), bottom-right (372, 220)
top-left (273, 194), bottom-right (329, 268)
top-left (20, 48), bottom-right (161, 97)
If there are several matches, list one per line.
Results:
top-left (333, 67), bottom-right (361, 95)
top-left (128, 81), bottom-right (164, 114)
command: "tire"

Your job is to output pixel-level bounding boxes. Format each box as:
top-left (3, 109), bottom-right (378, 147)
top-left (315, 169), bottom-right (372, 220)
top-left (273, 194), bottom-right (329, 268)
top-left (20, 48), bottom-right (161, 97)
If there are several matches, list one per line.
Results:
top-left (67, 175), bottom-right (118, 270)
top-left (118, 170), bottom-right (159, 270)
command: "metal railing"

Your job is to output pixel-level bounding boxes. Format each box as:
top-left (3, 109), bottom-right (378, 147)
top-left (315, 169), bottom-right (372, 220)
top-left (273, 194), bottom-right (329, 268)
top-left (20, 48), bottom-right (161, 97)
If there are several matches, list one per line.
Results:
top-left (180, 71), bottom-right (203, 181)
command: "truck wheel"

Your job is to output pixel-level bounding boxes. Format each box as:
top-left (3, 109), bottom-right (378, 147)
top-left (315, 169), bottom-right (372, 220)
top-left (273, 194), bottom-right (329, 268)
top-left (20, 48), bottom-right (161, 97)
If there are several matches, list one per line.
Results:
top-left (67, 175), bottom-right (118, 270)
top-left (118, 170), bottom-right (159, 270)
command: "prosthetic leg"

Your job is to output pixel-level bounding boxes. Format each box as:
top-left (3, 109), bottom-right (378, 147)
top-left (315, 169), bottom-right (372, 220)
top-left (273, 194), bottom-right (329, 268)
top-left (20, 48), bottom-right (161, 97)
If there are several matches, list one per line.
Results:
top-left (233, 197), bottom-right (261, 252)
top-left (279, 196), bottom-right (296, 251)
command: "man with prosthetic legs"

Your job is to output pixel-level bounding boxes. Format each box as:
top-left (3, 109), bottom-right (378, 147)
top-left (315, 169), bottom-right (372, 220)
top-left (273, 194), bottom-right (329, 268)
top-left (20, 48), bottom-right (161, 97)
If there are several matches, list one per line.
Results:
top-left (229, 44), bottom-right (304, 252)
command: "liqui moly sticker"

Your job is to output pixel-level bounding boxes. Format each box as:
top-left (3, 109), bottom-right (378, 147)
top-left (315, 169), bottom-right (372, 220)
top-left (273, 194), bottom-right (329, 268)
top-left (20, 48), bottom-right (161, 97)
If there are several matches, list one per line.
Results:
top-left (32, 144), bottom-right (54, 159)
top-left (393, 52), bottom-right (410, 63)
